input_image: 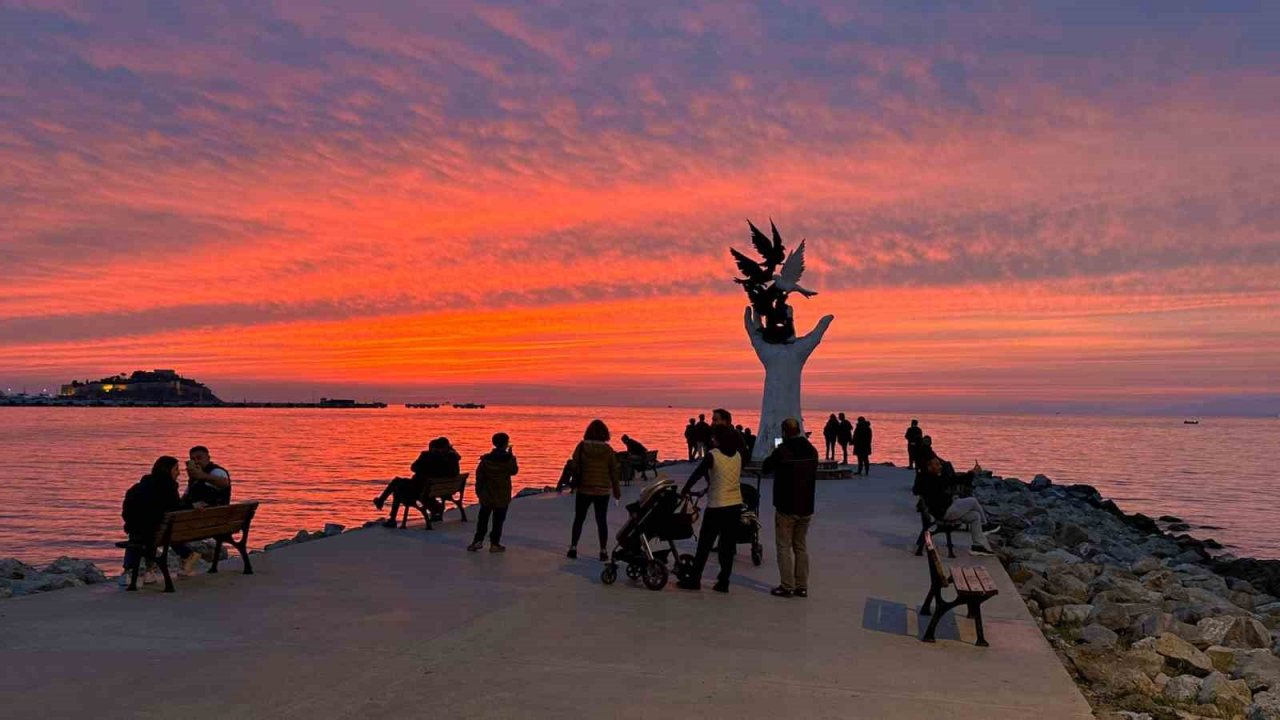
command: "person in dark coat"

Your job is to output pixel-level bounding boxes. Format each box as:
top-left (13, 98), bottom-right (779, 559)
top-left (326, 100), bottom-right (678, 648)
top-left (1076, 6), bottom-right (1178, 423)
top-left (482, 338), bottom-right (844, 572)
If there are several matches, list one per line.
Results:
top-left (694, 414), bottom-right (712, 458)
top-left (684, 419), bottom-right (698, 461)
top-left (822, 414), bottom-right (838, 462)
top-left (905, 419), bottom-right (923, 469)
top-left (836, 413), bottom-right (853, 465)
top-left (852, 416), bottom-right (872, 476)
top-left (741, 427), bottom-right (756, 458)
top-left (469, 433), bottom-right (518, 552)
top-left (119, 456), bottom-right (182, 587)
top-left (762, 418), bottom-right (819, 597)
top-left (374, 437), bottom-right (461, 527)
top-left (912, 456), bottom-right (998, 556)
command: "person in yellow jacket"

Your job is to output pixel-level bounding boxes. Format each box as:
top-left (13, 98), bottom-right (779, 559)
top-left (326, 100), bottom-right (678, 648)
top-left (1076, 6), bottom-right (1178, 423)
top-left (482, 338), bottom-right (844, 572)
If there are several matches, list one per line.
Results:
top-left (566, 419), bottom-right (621, 560)
top-left (678, 424), bottom-right (745, 593)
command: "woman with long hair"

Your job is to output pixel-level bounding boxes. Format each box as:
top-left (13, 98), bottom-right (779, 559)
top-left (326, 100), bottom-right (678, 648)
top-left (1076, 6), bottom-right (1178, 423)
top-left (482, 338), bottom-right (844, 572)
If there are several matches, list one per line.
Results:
top-left (678, 423), bottom-right (745, 593)
top-left (822, 414), bottom-right (839, 462)
top-left (566, 419), bottom-right (621, 560)
top-left (119, 455), bottom-right (182, 587)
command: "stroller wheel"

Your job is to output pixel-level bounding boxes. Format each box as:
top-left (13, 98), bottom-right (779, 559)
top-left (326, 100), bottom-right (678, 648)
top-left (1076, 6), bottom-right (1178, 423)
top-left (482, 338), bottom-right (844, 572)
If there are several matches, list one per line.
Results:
top-left (751, 543), bottom-right (764, 566)
top-left (625, 563), bottom-right (641, 580)
top-left (601, 564), bottom-right (618, 585)
top-left (642, 560), bottom-right (669, 591)
top-left (674, 553), bottom-right (695, 581)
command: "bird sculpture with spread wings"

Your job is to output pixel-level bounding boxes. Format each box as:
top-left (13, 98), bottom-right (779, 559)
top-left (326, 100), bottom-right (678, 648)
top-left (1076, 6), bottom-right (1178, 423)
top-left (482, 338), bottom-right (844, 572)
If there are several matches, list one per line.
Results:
top-left (730, 220), bottom-right (818, 344)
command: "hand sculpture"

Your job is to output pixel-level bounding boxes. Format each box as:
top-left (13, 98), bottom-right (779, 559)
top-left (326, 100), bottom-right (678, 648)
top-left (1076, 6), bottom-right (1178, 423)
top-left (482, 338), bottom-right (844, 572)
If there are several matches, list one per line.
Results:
top-left (744, 306), bottom-right (834, 461)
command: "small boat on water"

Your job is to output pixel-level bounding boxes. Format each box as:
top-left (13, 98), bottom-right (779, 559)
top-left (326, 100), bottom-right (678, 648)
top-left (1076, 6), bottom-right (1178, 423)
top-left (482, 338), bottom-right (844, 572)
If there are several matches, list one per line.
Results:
top-left (1184, 419), bottom-right (1200, 425)
top-left (405, 403), bottom-right (441, 409)
top-left (452, 402), bottom-right (486, 409)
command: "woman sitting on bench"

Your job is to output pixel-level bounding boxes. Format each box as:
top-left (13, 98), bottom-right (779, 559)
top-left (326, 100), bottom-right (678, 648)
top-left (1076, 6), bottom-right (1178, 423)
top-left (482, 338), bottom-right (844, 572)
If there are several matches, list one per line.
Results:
top-left (119, 455), bottom-right (182, 587)
top-left (374, 437), bottom-right (461, 527)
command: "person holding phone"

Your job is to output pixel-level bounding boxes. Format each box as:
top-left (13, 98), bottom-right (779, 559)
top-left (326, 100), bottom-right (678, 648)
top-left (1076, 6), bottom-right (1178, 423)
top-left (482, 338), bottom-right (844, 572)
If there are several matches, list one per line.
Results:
top-left (182, 445), bottom-right (232, 508)
top-left (469, 433), bottom-right (518, 553)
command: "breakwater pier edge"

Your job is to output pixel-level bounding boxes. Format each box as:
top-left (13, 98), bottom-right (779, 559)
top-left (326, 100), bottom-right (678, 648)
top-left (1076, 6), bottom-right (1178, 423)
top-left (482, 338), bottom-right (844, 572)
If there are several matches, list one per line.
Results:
top-left (0, 464), bottom-right (1092, 719)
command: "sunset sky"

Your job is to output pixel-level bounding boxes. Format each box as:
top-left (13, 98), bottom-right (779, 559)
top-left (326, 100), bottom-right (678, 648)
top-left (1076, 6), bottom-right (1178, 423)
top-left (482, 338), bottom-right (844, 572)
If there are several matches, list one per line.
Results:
top-left (2, 2), bottom-right (1278, 414)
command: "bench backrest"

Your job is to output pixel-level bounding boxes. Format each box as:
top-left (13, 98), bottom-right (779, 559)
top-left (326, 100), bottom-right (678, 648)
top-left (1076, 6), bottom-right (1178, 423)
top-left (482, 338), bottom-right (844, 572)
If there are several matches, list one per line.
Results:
top-left (644, 450), bottom-right (658, 463)
top-left (424, 473), bottom-right (468, 498)
top-left (158, 502), bottom-right (259, 545)
top-left (922, 533), bottom-right (952, 588)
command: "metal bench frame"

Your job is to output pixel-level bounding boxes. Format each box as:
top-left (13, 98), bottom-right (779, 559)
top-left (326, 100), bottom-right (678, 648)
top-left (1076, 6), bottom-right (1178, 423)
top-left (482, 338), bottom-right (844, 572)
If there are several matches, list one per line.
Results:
top-left (401, 474), bottom-right (469, 529)
top-left (121, 501), bottom-right (258, 593)
top-left (919, 532), bottom-right (998, 646)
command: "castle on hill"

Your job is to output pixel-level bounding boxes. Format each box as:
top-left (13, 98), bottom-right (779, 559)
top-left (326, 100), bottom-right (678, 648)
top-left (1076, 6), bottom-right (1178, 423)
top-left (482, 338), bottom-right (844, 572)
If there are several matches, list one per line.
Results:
top-left (59, 370), bottom-right (222, 403)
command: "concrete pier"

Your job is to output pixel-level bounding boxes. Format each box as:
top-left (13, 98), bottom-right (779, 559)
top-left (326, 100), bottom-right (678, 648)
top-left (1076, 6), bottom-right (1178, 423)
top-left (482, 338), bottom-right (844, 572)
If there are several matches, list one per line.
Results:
top-left (0, 464), bottom-right (1093, 719)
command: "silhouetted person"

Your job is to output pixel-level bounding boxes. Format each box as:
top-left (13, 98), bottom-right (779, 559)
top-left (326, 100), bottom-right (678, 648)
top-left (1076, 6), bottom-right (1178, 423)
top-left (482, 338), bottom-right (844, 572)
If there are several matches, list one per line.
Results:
top-left (837, 412), bottom-right (853, 465)
top-left (694, 414), bottom-right (712, 458)
top-left (469, 433), bottom-right (518, 552)
top-left (119, 456), bottom-right (182, 588)
top-left (679, 424), bottom-right (745, 593)
top-left (918, 435), bottom-right (936, 465)
top-left (620, 433), bottom-right (648, 484)
top-left (566, 419), bottom-right (621, 560)
top-left (762, 418), bottom-right (819, 598)
top-left (375, 437), bottom-right (460, 527)
top-left (684, 418), bottom-right (698, 461)
top-left (905, 419), bottom-right (923, 469)
top-left (621, 434), bottom-right (647, 457)
top-left (182, 445), bottom-right (231, 508)
top-left (742, 427), bottom-right (756, 458)
top-left (853, 416), bottom-right (872, 476)
top-left (822, 414), bottom-right (838, 462)
top-left (710, 408), bottom-right (744, 454)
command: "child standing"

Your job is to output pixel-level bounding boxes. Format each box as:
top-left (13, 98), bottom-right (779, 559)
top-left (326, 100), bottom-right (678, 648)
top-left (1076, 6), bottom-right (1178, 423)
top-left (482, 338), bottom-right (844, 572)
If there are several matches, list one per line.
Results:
top-left (468, 433), bottom-right (519, 552)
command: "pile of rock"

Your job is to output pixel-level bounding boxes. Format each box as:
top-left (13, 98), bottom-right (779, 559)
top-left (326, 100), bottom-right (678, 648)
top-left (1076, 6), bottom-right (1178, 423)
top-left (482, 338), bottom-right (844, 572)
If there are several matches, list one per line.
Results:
top-left (264, 523), bottom-right (345, 551)
top-left (0, 556), bottom-right (109, 599)
top-left (975, 474), bottom-right (1280, 719)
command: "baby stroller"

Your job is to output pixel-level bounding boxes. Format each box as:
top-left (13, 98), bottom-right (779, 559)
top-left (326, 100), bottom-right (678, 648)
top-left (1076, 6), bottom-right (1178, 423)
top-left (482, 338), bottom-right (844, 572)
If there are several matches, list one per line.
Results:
top-left (601, 478), bottom-right (699, 591)
top-left (725, 482), bottom-right (765, 567)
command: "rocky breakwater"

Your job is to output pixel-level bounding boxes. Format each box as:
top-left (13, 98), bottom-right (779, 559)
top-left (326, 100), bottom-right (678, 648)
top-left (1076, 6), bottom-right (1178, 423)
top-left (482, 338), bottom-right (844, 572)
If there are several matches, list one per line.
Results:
top-left (0, 556), bottom-right (109, 598)
top-left (975, 474), bottom-right (1280, 720)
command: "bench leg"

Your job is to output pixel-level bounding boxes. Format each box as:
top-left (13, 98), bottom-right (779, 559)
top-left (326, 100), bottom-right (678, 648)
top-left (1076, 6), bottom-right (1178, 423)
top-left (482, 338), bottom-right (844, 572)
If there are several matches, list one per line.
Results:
top-left (158, 547), bottom-right (175, 593)
top-left (969, 601), bottom-right (989, 647)
top-left (944, 531), bottom-right (955, 559)
top-left (914, 527), bottom-right (928, 556)
top-left (921, 598), bottom-right (959, 643)
top-left (128, 563), bottom-right (140, 591)
top-left (920, 585), bottom-right (938, 616)
top-left (455, 497), bottom-right (467, 522)
top-left (210, 538), bottom-right (223, 573)
top-left (235, 538), bottom-right (253, 575)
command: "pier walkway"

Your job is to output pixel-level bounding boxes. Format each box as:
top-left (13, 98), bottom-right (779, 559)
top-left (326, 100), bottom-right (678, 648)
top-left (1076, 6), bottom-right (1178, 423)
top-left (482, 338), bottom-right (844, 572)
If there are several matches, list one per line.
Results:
top-left (0, 465), bottom-right (1092, 719)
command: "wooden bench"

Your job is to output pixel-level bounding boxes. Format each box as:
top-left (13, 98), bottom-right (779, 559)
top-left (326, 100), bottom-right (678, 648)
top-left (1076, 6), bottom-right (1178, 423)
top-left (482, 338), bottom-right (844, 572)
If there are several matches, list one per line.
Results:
top-left (919, 533), bottom-right (998, 646)
top-left (619, 450), bottom-right (659, 485)
top-left (817, 461), bottom-right (853, 479)
top-left (401, 473), bottom-right (469, 529)
top-left (913, 498), bottom-right (961, 558)
top-left (118, 501), bottom-right (258, 593)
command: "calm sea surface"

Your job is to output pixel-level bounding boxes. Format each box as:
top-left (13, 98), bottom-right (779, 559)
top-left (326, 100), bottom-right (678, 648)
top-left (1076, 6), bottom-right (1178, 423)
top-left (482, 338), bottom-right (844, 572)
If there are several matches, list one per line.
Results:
top-left (0, 406), bottom-right (1274, 568)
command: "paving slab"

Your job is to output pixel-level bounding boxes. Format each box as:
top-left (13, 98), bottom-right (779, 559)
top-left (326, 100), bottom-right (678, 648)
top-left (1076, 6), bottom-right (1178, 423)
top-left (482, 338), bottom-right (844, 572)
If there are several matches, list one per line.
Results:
top-left (0, 464), bottom-right (1094, 719)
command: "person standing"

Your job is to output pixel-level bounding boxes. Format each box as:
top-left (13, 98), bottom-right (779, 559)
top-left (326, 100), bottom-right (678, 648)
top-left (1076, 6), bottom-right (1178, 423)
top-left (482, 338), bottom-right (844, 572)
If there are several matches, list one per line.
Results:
top-left (468, 433), bottom-right (518, 553)
top-left (822, 414), bottom-right (838, 462)
top-left (741, 427), bottom-right (756, 458)
top-left (684, 418), bottom-right (698, 461)
top-left (678, 424), bottom-right (744, 593)
top-left (905, 419), bottom-right (923, 470)
top-left (852, 417), bottom-right (872, 476)
top-left (694, 414), bottom-right (712, 459)
top-left (566, 419), bottom-right (621, 560)
top-left (762, 418), bottom-right (819, 598)
top-left (836, 413), bottom-right (853, 465)
top-left (711, 408), bottom-right (744, 454)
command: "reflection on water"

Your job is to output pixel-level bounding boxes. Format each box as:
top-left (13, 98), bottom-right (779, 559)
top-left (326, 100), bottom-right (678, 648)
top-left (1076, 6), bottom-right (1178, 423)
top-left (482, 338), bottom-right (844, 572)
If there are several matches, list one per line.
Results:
top-left (0, 407), bottom-right (1275, 566)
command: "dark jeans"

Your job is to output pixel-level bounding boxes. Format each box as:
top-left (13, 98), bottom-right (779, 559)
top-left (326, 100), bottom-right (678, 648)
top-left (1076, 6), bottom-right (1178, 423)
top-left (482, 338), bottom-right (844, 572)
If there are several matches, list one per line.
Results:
top-left (839, 440), bottom-right (849, 464)
top-left (824, 439), bottom-right (836, 461)
top-left (687, 442), bottom-right (696, 461)
top-left (907, 443), bottom-right (919, 469)
top-left (856, 454), bottom-right (870, 475)
top-left (123, 538), bottom-right (191, 571)
top-left (570, 493), bottom-right (609, 550)
top-left (690, 505), bottom-right (742, 586)
top-left (473, 505), bottom-right (508, 544)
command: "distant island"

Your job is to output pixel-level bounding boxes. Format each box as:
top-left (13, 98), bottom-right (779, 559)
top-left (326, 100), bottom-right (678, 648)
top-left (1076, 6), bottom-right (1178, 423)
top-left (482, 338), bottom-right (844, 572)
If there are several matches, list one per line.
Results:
top-left (0, 369), bottom-right (387, 408)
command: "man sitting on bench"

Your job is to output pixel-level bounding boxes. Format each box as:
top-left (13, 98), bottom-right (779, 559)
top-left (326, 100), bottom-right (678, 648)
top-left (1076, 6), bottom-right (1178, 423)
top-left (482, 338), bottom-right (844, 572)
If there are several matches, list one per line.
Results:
top-left (913, 456), bottom-right (999, 556)
top-left (374, 437), bottom-right (461, 527)
top-left (620, 434), bottom-right (648, 484)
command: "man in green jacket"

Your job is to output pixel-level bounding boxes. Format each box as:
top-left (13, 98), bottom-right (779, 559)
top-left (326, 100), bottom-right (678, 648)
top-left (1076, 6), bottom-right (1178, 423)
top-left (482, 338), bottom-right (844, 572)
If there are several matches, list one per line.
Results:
top-left (468, 433), bottom-right (519, 553)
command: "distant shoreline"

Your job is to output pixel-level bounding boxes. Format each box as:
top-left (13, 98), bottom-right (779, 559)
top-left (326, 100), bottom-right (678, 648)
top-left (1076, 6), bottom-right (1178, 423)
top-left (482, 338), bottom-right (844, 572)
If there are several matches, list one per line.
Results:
top-left (0, 399), bottom-right (389, 409)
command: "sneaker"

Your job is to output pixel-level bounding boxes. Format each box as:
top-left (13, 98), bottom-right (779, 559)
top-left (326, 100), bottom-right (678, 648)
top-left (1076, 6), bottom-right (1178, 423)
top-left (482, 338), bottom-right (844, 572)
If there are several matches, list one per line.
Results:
top-left (467, 542), bottom-right (483, 552)
top-left (795, 588), bottom-right (808, 598)
top-left (566, 547), bottom-right (577, 559)
top-left (373, 496), bottom-right (385, 511)
top-left (142, 568), bottom-right (161, 586)
top-left (712, 581), bottom-right (729, 594)
top-left (970, 545), bottom-right (995, 557)
top-left (676, 579), bottom-right (701, 591)
top-left (179, 553), bottom-right (201, 576)
top-left (489, 543), bottom-right (506, 553)
top-left (117, 571), bottom-right (133, 589)
top-left (770, 586), bottom-right (793, 598)
top-left (981, 523), bottom-right (1001, 534)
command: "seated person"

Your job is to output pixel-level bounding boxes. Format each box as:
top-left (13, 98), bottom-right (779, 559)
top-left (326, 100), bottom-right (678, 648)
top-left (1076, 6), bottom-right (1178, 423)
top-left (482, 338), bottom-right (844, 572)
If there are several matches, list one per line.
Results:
top-left (913, 456), bottom-right (999, 556)
top-left (374, 437), bottom-right (461, 526)
top-left (620, 434), bottom-right (648, 483)
top-left (120, 456), bottom-right (182, 587)
top-left (182, 445), bottom-right (232, 508)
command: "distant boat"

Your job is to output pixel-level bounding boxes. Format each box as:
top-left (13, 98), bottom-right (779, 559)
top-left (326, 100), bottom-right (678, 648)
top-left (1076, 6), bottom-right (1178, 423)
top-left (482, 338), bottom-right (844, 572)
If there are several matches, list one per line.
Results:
top-left (405, 403), bottom-right (441, 409)
top-left (1184, 419), bottom-right (1200, 425)
top-left (452, 403), bottom-right (486, 409)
